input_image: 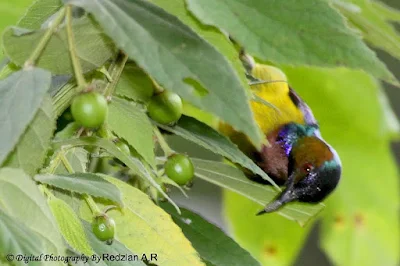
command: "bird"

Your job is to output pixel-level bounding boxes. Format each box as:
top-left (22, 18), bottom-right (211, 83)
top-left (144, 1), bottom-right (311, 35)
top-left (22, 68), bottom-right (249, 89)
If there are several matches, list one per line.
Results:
top-left (219, 53), bottom-right (342, 215)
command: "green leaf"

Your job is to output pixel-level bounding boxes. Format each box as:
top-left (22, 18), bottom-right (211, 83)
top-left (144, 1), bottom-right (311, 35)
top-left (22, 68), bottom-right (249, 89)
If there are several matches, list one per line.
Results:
top-left (115, 63), bottom-right (154, 103)
top-left (281, 66), bottom-right (399, 266)
top-left (0, 0), bottom-right (32, 48)
top-left (0, 210), bottom-right (45, 265)
top-left (186, 0), bottom-right (393, 81)
top-left (334, 0), bottom-right (400, 62)
top-left (162, 204), bottom-right (260, 266)
top-left (52, 137), bottom-right (177, 211)
top-left (35, 173), bottom-right (123, 207)
top-left (2, 15), bottom-right (115, 74)
top-left (47, 147), bottom-right (89, 175)
top-left (192, 158), bottom-right (323, 225)
top-left (157, 116), bottom-right (278, 189)
top-left (48, 147), bottom-right (89, 213)
top-left (80, 176), bottom-right (205, 266)
top-left (48, 196), bottom-right (93, 255)
top-left (82, 221), bottom-right (147, 266)
top-left (0, 168), bottom-right (65, 256)
top-left (17, 0), bottom-right (62, 30)
top-left (108, 97), bottom-right (155, 167)
top-left (3, 95), bottom-right (55, 175)
top-left (68, 0), bottom-right (262, 147)
top-left (150, 0), bottom-right (249, 88)
top-left (224, 191), bottom-right (313, 266)
top-left (0, 68), bottom-right (51, 165)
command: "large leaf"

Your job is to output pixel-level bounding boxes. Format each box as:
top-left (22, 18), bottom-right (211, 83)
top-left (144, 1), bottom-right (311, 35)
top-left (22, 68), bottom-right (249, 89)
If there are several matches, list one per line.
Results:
top-left (281, 67), bottom-right (400, 266)
top-left (162, 204), bottom-right (260, 266)
top-left (158, 116), bottom-right (278, 188)
top-left (0, 68), bottom-right (51, 165)
top-left (150, 0), bottom-right (249, 88)
top-left (35, 173), bottom-right (123, 207)
top-left (80, 176), bottom-right (205, 266)
top-left (192, 158), bottom-right (323, 226)
top-left (2, 16), bottom-right (115, 74)
top-left (0, 210), bottom-right (45, 266)
top-left (82, 221), bottom-right (147, 266)
top-left (224, 192), bottom-right (313, 266)
top-left (3, 96), bottom-right (55, 175)
top-left (48, 196), bottom-right (93, 255)
top-left (17, 0), bottom-right (62, 30)
top-left (186, 0), bottom-right (393, 81)
top-left (68, 0), bottom-right (263, 147)
top-left (335, 0), bottom-right (400, 62)
top-left (108, 97), bottom-right (155, 167)
top-left (0, 168), bottom-right (65, 256)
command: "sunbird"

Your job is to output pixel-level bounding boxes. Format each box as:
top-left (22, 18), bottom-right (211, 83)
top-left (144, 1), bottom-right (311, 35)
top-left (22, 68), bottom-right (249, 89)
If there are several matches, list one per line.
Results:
top-left (220, 54), bottom-right (342, 214)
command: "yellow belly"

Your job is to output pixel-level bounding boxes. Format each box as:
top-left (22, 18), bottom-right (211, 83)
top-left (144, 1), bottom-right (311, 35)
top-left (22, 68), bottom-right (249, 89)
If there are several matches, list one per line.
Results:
top-left (219, 63), bottom-right (304, 153)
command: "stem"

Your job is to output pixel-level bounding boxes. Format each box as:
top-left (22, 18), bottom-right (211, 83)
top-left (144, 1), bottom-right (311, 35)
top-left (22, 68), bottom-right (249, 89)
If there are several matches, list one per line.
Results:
top-left (151, 78), bottom-right (164, 94)
top-left (25, 8), bottom-right (66, 67)
top-left (60, 150), bottom-right (101, 215)
top-left (103, 52), bottom-right (128, 98)
top-left (154, 127), bottom-right (174, 157)
top-left (66, 5), bottom-right (87, 90)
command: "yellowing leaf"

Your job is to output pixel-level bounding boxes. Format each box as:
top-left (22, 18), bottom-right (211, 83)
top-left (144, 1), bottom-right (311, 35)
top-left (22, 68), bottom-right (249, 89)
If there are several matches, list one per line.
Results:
top-left (80, 176), bottom-right (205, 266)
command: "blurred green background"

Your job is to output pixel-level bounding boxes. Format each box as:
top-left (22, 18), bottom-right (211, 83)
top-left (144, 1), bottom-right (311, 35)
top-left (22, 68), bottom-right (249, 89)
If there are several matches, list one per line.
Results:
top-left (1, 0), bottom-right (399, 265)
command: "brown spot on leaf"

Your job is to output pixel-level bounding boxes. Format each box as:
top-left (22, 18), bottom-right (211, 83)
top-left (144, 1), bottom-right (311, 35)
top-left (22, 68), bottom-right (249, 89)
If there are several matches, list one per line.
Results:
top-left (264, 245), bottom-right (278, 257)
top-left (354, 213), bottom-right (364, 228)
top-left (334, 215), bottom-right (344, 226)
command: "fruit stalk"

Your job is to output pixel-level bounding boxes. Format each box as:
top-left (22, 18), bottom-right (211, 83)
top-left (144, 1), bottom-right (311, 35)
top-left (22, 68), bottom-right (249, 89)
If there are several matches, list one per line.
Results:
top-left (25, 7), bottom-right (66, 67)
top-left (66, 5), bottom-right (87, 89)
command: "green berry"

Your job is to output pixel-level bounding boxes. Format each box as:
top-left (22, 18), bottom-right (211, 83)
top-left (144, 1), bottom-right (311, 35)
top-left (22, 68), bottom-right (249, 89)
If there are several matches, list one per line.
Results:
top-left (71, 92), bottom-right (108, 128)
top-left (164, 154), bottom-right (194, 186)
top-left (147, 91), bottom-right (183, 124)
top-left (92, 214), bottom-right (115, 243)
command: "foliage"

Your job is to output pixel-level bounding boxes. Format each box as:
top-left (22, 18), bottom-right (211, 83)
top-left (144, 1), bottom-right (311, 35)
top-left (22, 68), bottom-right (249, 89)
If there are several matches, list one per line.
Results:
top-left (0, 0), bottom-right (399, 266)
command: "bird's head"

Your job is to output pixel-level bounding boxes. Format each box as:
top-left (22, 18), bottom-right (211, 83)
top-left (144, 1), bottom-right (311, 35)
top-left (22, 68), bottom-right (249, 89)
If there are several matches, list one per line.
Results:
top-left (258, 136), bottom-right (341, 214)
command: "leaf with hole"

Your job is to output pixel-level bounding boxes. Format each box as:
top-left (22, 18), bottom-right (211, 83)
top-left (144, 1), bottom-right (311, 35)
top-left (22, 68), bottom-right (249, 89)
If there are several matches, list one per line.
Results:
top-left (67, 0), bottom-right (262, 147)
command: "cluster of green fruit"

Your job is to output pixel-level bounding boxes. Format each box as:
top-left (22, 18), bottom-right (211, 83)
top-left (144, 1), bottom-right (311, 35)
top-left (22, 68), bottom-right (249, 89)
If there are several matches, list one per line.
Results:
top-left (70, 89), bottom-right (194, 243)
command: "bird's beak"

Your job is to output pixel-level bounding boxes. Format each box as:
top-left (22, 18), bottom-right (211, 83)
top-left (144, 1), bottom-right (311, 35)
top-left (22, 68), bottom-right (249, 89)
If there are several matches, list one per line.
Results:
top-left (256, 173), bottom-right (297, 215)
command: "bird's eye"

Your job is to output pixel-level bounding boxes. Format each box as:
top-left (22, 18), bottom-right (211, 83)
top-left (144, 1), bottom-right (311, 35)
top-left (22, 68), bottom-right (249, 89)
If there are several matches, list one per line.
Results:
top-left (303, 163), bottom-right (314, 173)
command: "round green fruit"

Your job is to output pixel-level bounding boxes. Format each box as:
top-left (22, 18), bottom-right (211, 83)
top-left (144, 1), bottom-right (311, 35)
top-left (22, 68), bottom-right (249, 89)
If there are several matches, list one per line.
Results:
top-left (164, 154), bottom-right (194, 186)
top-left (92, 214), bottom-right (115, 242)
top-left (147, 91), bottom-right (183, 124)
top-left (71, 92), bottom-right (108, 128)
